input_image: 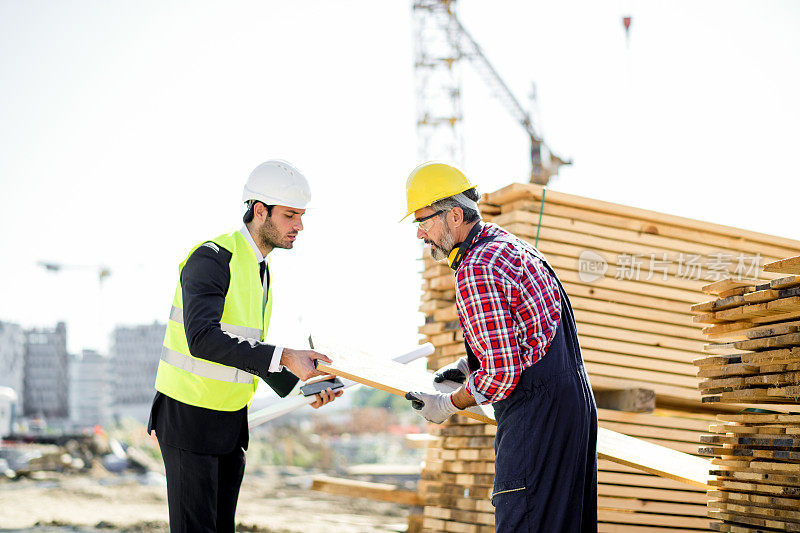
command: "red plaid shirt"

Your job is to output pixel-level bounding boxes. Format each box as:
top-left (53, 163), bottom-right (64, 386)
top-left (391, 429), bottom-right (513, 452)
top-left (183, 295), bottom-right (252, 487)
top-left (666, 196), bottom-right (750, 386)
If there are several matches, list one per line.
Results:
top-left (456, 223), bottom-right (562, 404)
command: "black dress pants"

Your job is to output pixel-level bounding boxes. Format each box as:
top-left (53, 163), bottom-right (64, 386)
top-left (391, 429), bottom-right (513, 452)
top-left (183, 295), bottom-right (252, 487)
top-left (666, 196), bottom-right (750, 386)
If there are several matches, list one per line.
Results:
top-left (157, 437), bottom-right (246, 533)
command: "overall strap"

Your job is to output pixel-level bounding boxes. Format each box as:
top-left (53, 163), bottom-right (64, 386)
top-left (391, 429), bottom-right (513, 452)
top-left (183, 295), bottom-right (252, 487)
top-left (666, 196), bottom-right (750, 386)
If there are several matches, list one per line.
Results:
top-left (533, 253), bottom-right (583, 362)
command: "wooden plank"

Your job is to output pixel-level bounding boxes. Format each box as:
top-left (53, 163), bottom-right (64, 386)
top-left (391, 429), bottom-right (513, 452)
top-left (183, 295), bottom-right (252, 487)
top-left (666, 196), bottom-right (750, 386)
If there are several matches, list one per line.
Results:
top-left (719, 287), bottom-right (754, 298)
top-left (599, 483), bottom-right (708, 504)
top-left (562, 281), bottom-right (702, 315)
top-left (570, 294), bottom-right (697, 328)
top-left (745, 320), bottom-right (800, 339)
top-left (734, 332), bottom-right (800, 351)
top-left (773, 275), bottom-right (800, 289)
top-left (553, 260), bottom-right (705, 305)
top-left (583, 350), bottom-right (698, 378)
top-left (573, 308), bottom-right (705, 342)
top-left (598, 408), bottom-right (712, 432)
top-left (743, 289), bottom-right (781, 304)
top-left (764, 255), bottom-right (800, 275)
top-left (311, 475), bottom-right (423, 506)
top-left (702, 324), bottom-right (755, 341)
top-left (597, 496), bottom-right (708, 516)
top-left (316, 350), bottom-right (495, 425)
top-left (318, 349), bottom-right (712, 487)
top-left (703, 279), bottom-right (763, 296)
top-left (585, 362), bottom-right (699, 388)
top-left (597, 509), bottom-right (711, 529)
top-left (692, 300), bottom-right (715, 314)
top-left (580, 335), bottom-right (702, 365)
top-left (712, 295), bottom-right (746, 311)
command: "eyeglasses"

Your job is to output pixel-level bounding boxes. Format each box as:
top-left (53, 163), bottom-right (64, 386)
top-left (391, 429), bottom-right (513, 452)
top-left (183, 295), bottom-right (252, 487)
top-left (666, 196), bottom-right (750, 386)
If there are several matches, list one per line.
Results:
top-left (414, 210), bottom-right (444, 232)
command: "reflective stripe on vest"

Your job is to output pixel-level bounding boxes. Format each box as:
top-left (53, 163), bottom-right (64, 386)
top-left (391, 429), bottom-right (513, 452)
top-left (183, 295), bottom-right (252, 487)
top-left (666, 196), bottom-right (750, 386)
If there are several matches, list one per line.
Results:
top-left (168, 305), bottom-right (262, 341)
top-left (160, 346), bottom-right (254, 384)
top-left (154, 229), bottom-right (271, 411)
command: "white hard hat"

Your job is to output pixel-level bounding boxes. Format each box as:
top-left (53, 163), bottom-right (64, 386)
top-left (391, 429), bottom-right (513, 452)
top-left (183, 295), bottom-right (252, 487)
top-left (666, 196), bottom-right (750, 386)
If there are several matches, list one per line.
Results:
top-left (242, 160), bottom-right (311, 209)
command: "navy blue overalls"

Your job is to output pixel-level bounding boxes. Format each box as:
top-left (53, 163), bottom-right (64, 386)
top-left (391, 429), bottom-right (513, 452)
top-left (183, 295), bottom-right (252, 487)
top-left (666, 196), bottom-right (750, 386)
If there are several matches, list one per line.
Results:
top-left (459, 229), bottom-right (598, 532)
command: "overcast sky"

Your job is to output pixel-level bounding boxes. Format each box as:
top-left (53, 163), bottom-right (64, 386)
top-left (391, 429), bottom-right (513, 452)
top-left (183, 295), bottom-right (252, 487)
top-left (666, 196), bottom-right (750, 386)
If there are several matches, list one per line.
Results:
top-left (1, 1), bottom-right (798, 374)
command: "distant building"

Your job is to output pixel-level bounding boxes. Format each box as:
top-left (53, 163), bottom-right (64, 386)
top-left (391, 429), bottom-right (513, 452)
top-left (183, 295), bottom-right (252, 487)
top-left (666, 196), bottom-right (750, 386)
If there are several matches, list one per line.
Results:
top-left (69, 349), bottom-right (111, 427)
top-left (23, 322), bottom-right (69, 419)
top-left (0, 321), bottom-right (25, 413)
top-left (109, 321), bottom-right (165, 423)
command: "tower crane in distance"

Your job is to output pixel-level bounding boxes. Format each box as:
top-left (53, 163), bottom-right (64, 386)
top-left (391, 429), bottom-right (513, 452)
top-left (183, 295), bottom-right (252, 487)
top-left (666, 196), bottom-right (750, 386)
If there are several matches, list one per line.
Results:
top-left (413, 0), bottom-right (570, 185)
top-left (37, 261), bottom-right (112, 286)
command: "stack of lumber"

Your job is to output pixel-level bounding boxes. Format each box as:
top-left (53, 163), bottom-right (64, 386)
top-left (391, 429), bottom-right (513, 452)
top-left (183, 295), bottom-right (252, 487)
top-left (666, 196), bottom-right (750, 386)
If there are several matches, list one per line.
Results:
top-left (693, 255), bottom-right (800, 532)
top-left (418, 409), bottom-right (715, 533)
top-left (702, 412), bottom-right (800, 532)
top-left (420, 182), bottom-right (800, 409)
top-left (693, 275), bottom-right (800, 405)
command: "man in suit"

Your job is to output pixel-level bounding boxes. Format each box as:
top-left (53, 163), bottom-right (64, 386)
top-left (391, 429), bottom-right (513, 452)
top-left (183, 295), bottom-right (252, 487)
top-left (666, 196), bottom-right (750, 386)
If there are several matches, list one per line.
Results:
top-left (149, 160), bottom-right (342, 532)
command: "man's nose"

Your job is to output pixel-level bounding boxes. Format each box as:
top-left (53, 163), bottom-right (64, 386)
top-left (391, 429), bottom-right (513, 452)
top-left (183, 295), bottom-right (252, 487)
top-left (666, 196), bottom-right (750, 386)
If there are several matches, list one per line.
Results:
top-left (416, 227), bottom-right (426, 240)
top-left (295, 217), bottom-right (304, 232)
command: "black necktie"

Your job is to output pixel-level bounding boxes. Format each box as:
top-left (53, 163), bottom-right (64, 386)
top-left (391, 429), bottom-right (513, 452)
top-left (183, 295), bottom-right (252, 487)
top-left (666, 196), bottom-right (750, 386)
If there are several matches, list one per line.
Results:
top-left (259, 261), bottom-right (266, 283)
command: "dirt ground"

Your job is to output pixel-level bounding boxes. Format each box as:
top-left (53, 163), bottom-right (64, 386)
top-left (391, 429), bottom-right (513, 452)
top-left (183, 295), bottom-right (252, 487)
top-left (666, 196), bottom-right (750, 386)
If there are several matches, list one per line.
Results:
top-left (0, 467), bottom-right (412, 532)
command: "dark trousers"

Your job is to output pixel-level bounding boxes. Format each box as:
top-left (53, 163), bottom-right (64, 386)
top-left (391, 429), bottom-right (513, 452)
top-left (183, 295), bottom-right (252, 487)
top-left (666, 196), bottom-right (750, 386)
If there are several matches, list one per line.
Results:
top-left (157, 437), bottom-right (246, 533)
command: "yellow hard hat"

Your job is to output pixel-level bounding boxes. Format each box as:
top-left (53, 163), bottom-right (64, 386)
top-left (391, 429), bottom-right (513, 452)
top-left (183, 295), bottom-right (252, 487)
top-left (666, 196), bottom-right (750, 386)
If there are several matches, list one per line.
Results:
top-left (402, 162), bottom-right (475, 221)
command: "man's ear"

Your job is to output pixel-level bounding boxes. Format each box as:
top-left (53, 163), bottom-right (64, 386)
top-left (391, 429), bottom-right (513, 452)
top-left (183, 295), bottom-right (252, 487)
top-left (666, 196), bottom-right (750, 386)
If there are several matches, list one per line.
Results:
top-left (253, 202), bottom-right (267, 222)
top-left (450, 206), bottom-right (464, 227)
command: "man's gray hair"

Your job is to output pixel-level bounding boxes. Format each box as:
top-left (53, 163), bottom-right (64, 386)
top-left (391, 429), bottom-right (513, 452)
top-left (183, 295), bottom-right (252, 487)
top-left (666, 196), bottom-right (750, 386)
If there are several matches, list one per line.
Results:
top-left (430, 187), bottom-right (481, 223)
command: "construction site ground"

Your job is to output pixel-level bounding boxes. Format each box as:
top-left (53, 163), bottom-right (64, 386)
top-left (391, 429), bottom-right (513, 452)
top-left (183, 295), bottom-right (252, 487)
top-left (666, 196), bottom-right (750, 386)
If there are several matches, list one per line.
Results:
top-left (0, 466), bottom-right (410, 532)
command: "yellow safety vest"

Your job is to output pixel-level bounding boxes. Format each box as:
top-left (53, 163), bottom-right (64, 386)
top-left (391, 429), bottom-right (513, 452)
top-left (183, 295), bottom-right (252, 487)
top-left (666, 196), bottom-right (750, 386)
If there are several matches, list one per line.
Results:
top-left (154, 230), bottom-right (273, 411)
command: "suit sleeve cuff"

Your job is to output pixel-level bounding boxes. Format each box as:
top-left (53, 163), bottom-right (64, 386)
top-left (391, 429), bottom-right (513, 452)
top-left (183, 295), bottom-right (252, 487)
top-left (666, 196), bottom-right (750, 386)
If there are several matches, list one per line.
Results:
top-left (269, 346), bottom-right (284, 373)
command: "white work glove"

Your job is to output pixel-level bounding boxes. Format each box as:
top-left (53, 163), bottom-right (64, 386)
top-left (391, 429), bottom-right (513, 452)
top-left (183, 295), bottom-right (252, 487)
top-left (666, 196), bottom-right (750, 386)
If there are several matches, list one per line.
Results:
top-left (405, 390), bottom-right (459, 424)
top-left (433, 356), bottom-right (470, 385)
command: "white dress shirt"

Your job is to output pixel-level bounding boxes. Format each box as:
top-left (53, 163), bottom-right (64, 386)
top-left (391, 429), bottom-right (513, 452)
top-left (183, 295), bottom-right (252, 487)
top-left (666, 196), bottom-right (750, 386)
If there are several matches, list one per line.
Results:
top-left (240, 225), bottom-right (284, 373)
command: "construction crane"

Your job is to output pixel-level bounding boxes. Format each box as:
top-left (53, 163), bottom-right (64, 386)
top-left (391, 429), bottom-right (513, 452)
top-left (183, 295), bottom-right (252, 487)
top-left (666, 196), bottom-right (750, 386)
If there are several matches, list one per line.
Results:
top-left (412, 0), bottom-right (571, 185)
top-left (37, 261), bottom-right (112, 286)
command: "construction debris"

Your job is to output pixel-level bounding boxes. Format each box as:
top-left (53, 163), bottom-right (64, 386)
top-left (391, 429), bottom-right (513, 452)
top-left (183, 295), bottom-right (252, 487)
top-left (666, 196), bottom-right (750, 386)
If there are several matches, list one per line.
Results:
top-left (0, 431), bottom-right (162, 479)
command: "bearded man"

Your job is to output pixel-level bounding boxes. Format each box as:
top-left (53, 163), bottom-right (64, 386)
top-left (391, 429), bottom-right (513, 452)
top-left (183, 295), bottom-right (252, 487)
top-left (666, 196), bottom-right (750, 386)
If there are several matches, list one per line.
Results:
top-left (403, 162), bottom-right (598, 532)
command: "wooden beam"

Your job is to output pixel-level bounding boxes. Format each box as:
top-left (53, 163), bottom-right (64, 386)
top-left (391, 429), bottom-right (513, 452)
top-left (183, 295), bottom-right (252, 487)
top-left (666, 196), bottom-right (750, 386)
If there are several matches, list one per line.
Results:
top-left (311, 475), bottom-right (423, 506)
top-left (764, 255), bottom-right (800, 275)
top-left (317, 349), bottom-right (712, 488)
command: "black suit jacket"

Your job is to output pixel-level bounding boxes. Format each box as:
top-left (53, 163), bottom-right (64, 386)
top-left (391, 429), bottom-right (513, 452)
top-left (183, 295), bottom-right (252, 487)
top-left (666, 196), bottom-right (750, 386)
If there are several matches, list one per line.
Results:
top-left (148, 240), bottom-right (299, 454)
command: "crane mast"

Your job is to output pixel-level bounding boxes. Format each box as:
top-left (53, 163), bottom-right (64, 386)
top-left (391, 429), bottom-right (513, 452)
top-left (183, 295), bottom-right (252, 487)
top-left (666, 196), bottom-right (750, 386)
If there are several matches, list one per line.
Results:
top-left (412, 0), bottom-right (570, 184)
top-left (412, 0), bottom-right (465, 166)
